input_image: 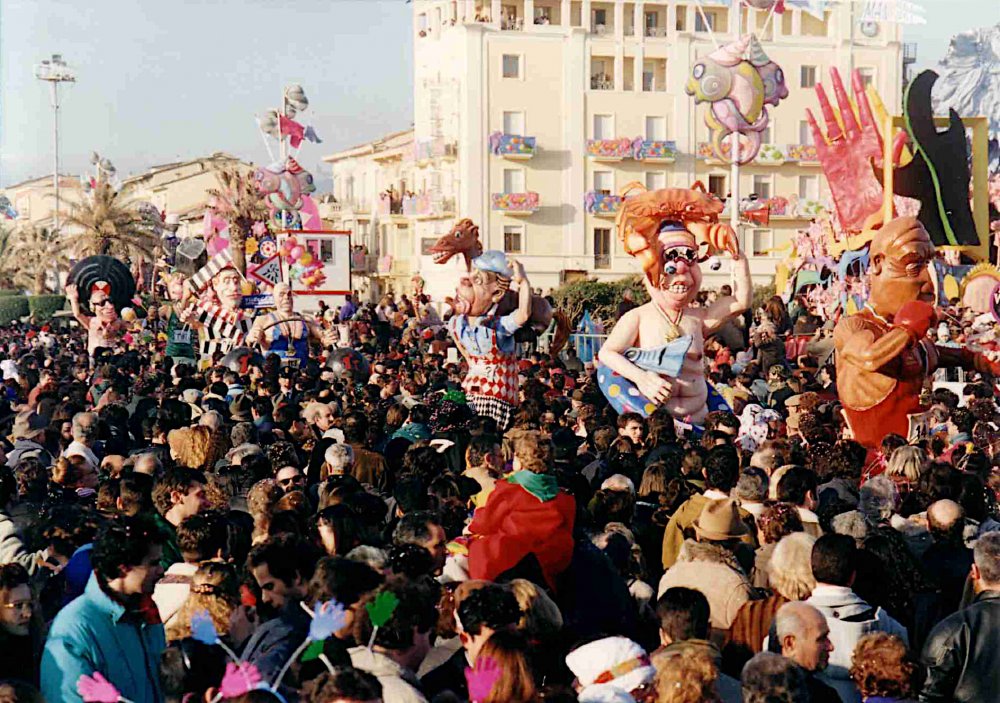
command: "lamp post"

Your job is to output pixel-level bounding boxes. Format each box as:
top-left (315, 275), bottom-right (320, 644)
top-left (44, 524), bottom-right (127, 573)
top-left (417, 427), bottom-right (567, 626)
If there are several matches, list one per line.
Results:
top-left (34, 54), bottom-right (76, 235)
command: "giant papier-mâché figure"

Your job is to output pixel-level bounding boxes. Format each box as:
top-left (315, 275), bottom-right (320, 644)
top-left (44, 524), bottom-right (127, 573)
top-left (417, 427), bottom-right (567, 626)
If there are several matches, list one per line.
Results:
top-left (597, 183), bottom-right (751, 424)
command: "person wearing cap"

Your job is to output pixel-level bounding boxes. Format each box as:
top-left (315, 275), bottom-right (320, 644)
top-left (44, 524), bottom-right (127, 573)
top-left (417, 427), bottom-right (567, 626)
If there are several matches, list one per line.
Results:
top-left (246, 282), bottom-right (332, 367)
top-left (6, 411), bottom-right (53, 469)
top-left (65, 279), bottom-right (127, 359)
top-left (658, 498), bottom-right (754, 632)
top-left (448, 251), bottom-right (532, 430)
top-left (765, 365), bottom-right (793, 413)
top-left (565, 636), bottom-right (657, 702)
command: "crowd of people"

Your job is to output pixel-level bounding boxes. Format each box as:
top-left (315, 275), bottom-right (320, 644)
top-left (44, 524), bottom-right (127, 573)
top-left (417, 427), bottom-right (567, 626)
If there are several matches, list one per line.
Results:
top-left (0, 286), bottom-right (997, 703)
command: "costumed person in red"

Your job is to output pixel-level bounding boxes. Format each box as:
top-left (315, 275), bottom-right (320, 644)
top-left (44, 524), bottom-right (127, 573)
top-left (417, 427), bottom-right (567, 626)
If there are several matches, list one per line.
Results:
top-left (467, 430), bottom-right (575, 590)
top-left (833, 216), bottom-right (1000, 451)
top-left (449, 250), bottom-right (532, 430)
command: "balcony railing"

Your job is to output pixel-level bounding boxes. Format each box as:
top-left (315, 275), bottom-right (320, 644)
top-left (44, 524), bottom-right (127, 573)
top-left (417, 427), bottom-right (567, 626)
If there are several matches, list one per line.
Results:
top-left (594, 254), bottom-right (612, 269)
top-left (645, 26), bottom-right (667, 37)
top-left (350, 251), bottom-right (378, 273)
top-left (489, 132), bottom-right (536, 159)
top-left (587, 137), bottom-right (640, 161)
top-left (635, 139), bottom-right (678, 162)
top-left (377, 255), bottom-right (393, 275)
top-left (491, 191), bottom-right (539, 215)
top-left (757, 144), bottom-right (787, 165)
top-left (590, 76), bottom-right (614, 90)
top-left (786, 143), bottom-right (819, 163)
top-left (501, 16), bottom-right (523, 30)
top-left (591, 23), bottom-right (613, 35)
top-left (414, 138), bottom-right (458, 162)
top-left (377, 195), bottom-right (405, 216)
top-left (585, 191), bottom-right (623, 217)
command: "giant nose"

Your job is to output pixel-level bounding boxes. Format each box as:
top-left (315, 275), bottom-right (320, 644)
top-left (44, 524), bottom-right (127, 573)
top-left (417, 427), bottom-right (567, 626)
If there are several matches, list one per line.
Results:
top-left (672, 259), bottom-right (690, 275)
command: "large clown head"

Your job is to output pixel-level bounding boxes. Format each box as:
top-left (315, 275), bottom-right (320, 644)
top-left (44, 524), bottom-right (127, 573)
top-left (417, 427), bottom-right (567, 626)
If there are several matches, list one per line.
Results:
top-left (212, 267), bottom-right (244, 311)
top-left (649, 223), bottom-right (704, 313)
top-left (867, 216), bottom-right (936, 320)
top-left (456, 250), bottom-right (512, 317)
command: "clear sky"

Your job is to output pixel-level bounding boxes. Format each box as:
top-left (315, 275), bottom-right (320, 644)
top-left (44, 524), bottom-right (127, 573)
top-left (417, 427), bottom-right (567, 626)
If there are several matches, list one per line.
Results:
top-left (1, 0), bottom-right (996, 188)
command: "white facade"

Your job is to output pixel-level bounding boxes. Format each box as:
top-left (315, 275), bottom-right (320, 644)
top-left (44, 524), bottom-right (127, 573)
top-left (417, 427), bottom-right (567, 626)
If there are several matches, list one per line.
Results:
top-left (325, 0), bottom-right (906, 300)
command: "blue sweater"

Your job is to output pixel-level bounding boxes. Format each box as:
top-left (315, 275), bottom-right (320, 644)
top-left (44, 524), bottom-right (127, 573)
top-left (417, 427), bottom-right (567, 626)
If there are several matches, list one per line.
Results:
top-left (41, 574), bottom-right (165, 703)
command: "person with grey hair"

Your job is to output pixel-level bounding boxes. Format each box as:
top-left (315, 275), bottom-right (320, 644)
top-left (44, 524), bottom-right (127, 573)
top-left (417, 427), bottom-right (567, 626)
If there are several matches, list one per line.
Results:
top-left (921, 531), bottom-right (1000, 702)
top-left (741, 652), bottom-right (810, 703)
top-left (733, 467), bottom-right (769, 519)
top-left (198, 409), bottom-right (224, 433)
top-left (227, 443), bottom-right (264, 467)
top-left (64, 411), bottom-right (100, 468)
top-left (859, 475), bottom-right (898, 526)
top-left (132, 452), bottom-right (162, 477)
top-left (323, 443), bottom-right (355, 480)
top-left (830, 510), bottom-right (868, 546)
top-left (773, 602), bottom-right (840, 703)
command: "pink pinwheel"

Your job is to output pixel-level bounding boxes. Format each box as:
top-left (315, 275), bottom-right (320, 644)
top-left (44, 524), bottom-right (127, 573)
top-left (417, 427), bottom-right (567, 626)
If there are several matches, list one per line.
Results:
top-left (77, 672), bottom-right (128, 703)
top-left (465, 656), bottom-right (502, 703)
top-left (219, 662), bottom-right (263, 699)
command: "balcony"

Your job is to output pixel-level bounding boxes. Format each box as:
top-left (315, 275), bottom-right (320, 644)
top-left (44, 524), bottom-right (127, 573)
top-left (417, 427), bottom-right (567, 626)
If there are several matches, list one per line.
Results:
top-left (489, 132), bottom-right (536, 160)
top-left (644, 26), bottom-right (667, 37)
top-left (409, 194), bottom-right (457, 220)
top-left (414, 138), bottom-right (458, 163)
top-left (757, 144), bottom-right (787, 166)
top-left (786, 143), bottom-right (819, 164)
top-left (635, 139), bottom-right (678, 163)
top-left (377, 255), bottom-right (394, 275)
top-left (491, 191), bottom-right (539, 216)
top-left (594, 254), bottom-right (612, 269)
top-left (376, 194), bottom-right (405, 216)
top-left (590, 75), bottom-right (614, 90)
top-left (587, 137), bottom-right (639, 161)
top-left (350, 250), bottom-right (378, 273)
top-left (585, 191), bottom-right (623, 217)
top-left (501, 16), bottom-right (524, 30)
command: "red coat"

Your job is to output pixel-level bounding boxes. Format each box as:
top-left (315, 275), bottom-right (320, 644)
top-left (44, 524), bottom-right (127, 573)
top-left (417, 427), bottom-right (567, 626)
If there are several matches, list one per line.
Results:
top-left (468, 478), bottom-right (576, 590)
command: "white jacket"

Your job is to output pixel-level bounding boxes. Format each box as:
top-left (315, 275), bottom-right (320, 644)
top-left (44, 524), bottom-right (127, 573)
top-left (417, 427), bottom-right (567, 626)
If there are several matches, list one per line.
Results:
top-left (807, 584), bottom-right (908, 703)
top-left (349, 646), bottom-right (428, 703)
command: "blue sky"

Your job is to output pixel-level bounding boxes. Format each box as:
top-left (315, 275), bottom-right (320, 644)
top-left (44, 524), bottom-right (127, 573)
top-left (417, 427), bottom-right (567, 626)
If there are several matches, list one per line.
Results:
top-left (1, 0), bottom-right (995, 187)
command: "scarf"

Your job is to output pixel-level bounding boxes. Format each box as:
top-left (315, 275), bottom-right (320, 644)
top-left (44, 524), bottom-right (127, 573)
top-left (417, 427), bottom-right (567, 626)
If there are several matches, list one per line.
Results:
top-left (507, 471), bottom-right (559, 502)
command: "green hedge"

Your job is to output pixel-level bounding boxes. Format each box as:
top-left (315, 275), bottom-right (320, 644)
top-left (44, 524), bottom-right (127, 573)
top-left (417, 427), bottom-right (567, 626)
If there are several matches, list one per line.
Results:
top-left (28, 295), bottom-right (66, 322)
top-left (0, 296), bottom-right (29, 325)
top-left (0, 289), bottom-right (22, 297)
top-left (551, 275), bottom-right (648, 327)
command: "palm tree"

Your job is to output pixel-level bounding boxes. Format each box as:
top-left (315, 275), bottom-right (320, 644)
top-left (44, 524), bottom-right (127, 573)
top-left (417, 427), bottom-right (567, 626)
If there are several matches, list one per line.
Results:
top-left (0, 224), bottom-right (69, 294)
top-left (62, 179), bottom-right (162, 262)
top-left (206, 166), bottom-right (269, 275)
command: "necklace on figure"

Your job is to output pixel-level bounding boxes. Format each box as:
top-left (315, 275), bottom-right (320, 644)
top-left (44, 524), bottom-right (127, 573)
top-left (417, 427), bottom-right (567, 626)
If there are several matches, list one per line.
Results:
top-left (653, 303), bottom-right (684, 342)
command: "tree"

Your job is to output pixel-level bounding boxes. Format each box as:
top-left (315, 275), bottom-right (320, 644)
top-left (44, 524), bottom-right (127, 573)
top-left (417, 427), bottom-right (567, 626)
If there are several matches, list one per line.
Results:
top-left (206, 166), bottom-right (269, 275)
top-left (62, 180), bottom-right (162, 262)
top-left (0, 224), bottom-right (69, 294)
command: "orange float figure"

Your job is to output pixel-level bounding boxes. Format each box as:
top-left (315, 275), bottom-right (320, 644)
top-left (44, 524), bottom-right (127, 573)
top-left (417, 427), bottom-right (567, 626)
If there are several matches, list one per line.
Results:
top-left (833, 217), bottom-right (1000, 450)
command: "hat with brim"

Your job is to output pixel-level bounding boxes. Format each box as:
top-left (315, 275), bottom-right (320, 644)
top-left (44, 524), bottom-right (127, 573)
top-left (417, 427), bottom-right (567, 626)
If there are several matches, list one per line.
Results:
top-left (693, 498), bottom-right (748, 541)
top-left (12, 411), bottom-right (47, 441)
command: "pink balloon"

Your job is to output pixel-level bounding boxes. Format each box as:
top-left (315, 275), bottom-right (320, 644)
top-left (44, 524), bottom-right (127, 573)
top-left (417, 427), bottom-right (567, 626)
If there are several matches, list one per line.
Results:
top-left (290, 245), bottom-right (304, 261)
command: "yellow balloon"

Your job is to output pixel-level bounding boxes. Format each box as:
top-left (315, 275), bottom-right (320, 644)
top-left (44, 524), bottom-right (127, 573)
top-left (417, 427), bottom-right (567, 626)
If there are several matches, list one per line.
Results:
top-left (300, 252), bottom-right (313, 266)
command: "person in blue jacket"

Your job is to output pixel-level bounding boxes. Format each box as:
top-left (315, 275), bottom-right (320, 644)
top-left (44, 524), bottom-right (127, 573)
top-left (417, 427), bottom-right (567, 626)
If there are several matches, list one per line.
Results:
top-left (41, 514), bottom-right (167, 703)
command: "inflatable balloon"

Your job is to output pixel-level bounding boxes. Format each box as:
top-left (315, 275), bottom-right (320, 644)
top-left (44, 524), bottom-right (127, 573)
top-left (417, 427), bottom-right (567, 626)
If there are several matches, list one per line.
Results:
top-left (326, 347), bottom-right (371, 383)
top-left (300, 252), bottom-right (313, 266)
top-left (290, 246), bottom-right (304, 261)
top-left (220, 346), bottom-right (265, 375)
top-left (685, 34), bottom-right (787, 165)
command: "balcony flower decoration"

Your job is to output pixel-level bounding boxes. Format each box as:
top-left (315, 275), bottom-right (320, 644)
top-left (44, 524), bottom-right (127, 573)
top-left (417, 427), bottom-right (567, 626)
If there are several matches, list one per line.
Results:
top-left (585, 191), bottom-right (623, 215)
top-left (636, 140), bottom-right (679, 161)
top-left (768, 196), bottom-right (789, 216)
top-left (489, 131), bottom-right (536, 157)
top-left (788, 193), bottom-right (829, 219)
top-left (787, 143), bottom-right (819, 162)
top-left (492, 192), bottom-right (539, 212)
top-left (757, 144), bottom-right (786, 164)
top-left (587, 138), bottom-right (634, 159)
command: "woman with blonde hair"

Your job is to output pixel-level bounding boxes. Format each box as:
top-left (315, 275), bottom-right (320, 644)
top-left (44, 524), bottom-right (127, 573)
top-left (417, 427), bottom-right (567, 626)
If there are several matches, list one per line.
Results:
top-left (849, 632), bottom-right (922, 702)
top-left (654, 648), bottom-right (721, 703)
top-left (508, 578), bottom-right (563, 638)
top-left (726, 532), bottom-right (816, 670)
top-left (166, 562), bottom-right (255, 649)
top-left (168, 425), bottom-right (221, 472)
top-left (885, 445), bottom-right (925, 498)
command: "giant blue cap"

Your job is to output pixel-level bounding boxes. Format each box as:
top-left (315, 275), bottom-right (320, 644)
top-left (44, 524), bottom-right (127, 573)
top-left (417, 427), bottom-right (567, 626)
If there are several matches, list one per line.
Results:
top-left (472, 250), bottom-right (514, 278)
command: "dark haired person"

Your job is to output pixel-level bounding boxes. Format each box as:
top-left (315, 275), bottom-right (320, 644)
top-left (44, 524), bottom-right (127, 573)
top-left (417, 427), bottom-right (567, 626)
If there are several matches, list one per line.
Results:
top-left (0, 563), bottom-right (43, 685)
top-left (302, 667), bottom-right (383, 703)
top-left (152, 510), bottom-right (230, 625)
top-left (152, 466), bottom-right (210, 569)
top-left (41, 514), bottom-right (167, 703)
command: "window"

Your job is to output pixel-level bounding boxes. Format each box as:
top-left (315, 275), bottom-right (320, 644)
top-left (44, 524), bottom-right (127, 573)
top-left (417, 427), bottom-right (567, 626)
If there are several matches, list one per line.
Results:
top-left (760, 123), bottom-right (773, 145)
top-left (503, 168), bottom-right (525, 193)
top-left (320, 240), bottom-right (335, 263)
top-left (708, 174), bottom-right (726, 197)
top-left (593, 114), bottom-right (614, 140)
top-left (751, 229), bottom-right (773, 257)
top-left (695, 11), bottom-right (715, 32)
top-left (502, 54), bottom-right (521, 78)
top-left (645, 171), bottom-right (667, 190)
top-left (798, 175), bottom-right (820, 200)
top-left (858, 67), bottom-right (875, 88)
top-left (675, 6), bottom-right (687, 31)
top-left (594, 228), bottom-right (612, 268)
top-left (503, 111), bottom-right (525, 135)
top-left (504, 225), bottom-right (523, 253)
top-left (642, 69), bottom-right (655, 92)
top-left (592, 8), bottom-right (607, 28)
top-left (593, 170), bottom-right (614, 194)
top-left (751, 175), bottom-right (772, 200)
top-left (645, 116), bottom-right (666, 141)
top-left (644, 11), bottom-right (659, 35)
top-left (799, 120), bottom-right (812, 145)
top-left (800, 65), bottom-right (817, 88)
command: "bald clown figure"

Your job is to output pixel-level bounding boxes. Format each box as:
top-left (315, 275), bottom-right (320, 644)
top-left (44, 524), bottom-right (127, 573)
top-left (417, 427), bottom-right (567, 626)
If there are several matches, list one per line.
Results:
top-left (834, 217), bottom-right (1000, 449)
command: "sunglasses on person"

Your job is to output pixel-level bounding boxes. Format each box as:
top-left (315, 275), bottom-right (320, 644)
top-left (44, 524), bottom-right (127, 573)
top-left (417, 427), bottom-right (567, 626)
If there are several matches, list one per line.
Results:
top-left (90, 298), bottom-right (114, 309)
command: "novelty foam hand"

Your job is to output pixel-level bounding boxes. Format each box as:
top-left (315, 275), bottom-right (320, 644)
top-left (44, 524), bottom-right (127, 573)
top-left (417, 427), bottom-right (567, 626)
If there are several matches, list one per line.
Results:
top-left (219, 662), bottom-right (262, 699)
top-left (806, 68), bottom-right (907, 232)
top-left (893, 300), bottom-right (937, 342)
top-left (465, 656), bottom-right (502, 703)
top-left (77, 672), bottom-right (126, 703)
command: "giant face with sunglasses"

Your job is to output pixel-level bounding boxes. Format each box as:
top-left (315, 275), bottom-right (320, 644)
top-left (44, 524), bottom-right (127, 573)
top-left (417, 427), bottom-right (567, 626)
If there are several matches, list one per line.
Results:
top-left (597, 185), bottom-right (751, 424)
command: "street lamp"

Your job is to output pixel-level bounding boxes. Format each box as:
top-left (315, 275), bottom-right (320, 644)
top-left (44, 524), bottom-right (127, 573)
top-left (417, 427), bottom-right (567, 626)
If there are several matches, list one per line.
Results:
top-left (34, 53), bottom-right (76, 235)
